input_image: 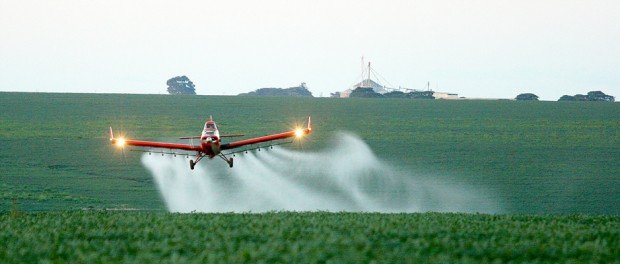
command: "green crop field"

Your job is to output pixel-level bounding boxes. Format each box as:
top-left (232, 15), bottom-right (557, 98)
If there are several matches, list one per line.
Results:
top-left (1, 92), bottom-right (619, 262)
top-left (1, 212), bottom-right (618, 262)
top-left (1, 92), bottom-right (618, 213)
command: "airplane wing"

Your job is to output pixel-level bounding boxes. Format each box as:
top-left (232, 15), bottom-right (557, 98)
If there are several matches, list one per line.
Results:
top-left (221, 116), bottom-right (312, 150)
top-left (109, 127), bottom-right (202, 152)
top-left (180, 134), bottom-right (244, 139)
top-left (220, 134), bottom-right (245, 138)
top-left (179, 136), bottom-right (201, 140)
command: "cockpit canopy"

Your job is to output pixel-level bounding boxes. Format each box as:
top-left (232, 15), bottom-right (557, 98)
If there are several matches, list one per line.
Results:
top-left (203, 121), bottom-right (219, 137)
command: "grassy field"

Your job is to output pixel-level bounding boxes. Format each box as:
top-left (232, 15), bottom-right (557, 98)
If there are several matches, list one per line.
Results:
top-left (1, 92), bottom-right (618, 262)
top-left (1, 211), bottom-right (618, 262)
top-left (1, 92), bottom-right (618, 213)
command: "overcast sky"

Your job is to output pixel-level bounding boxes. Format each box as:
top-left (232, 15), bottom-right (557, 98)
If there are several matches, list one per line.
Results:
top-left (1, 0), bottom-right (618, 100)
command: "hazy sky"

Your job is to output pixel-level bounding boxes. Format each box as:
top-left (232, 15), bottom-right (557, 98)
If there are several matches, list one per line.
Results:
top-left (1, 0), bottom-right (618, 100)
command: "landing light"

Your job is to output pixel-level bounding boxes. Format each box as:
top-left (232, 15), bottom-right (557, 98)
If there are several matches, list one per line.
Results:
top-left (116, 137), bottom-right (126, 147)
top-left (295, 128), bottom-right (304, 138)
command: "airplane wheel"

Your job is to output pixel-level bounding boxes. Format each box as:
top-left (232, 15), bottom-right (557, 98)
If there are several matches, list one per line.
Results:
top-left (189, 160), bottom-right (195, 170)
top-left (229, 158), bottom-right (234, 168)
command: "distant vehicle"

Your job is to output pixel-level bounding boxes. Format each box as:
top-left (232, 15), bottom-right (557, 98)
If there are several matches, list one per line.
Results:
top-left (110, 116), bottom-right (312, 170)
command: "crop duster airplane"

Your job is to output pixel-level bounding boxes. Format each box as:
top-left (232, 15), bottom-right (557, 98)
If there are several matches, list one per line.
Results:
top-left (110, 116), bottom-right (312, 170)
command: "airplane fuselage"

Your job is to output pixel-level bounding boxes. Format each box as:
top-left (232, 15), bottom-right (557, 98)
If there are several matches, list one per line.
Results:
top-left (200, 119), bottom-right (221, 158)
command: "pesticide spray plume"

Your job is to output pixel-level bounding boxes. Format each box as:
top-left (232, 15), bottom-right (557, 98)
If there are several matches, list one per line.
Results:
top-left (142, 132), bottom-right (501, 213)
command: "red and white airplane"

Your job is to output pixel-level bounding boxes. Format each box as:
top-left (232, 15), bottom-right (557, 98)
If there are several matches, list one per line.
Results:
top-left (110, 116), bottom-right (312, 170)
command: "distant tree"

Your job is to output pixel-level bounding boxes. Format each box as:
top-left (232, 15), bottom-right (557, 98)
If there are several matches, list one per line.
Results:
top-left (167, 76), bottom-right (196, 95)
top-left (383, 91), bottom-right (407, 98)
top-left (558, 95), bottom-right (575, 101)
top-left (238, 83), bottom-right (313, 97)
top-left (407, 91), bottom-right (435, 99)
top-left (587, 91), bottom-right (615, 102)
top-left (515, 93), bottom-right (539, 101)
top-left (349, 87), bottom-right (383, 98)
top-left (574, 94), bottom-right (588, 101)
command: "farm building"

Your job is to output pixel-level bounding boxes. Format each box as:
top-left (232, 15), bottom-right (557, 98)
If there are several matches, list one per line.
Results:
top-left (432, 92), bottom-right (459, 99)
top-left (334, 79), bottom-right (387, 98)
top-left (331, 60), bottom-right (460, 99)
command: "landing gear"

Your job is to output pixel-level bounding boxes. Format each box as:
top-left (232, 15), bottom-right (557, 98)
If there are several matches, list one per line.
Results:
top-left (188, 152), bottom-right (233, 169)
top-left (190, 153), bottom-right (206, 170)
top-left (219, 153), bottom-right (234, 168)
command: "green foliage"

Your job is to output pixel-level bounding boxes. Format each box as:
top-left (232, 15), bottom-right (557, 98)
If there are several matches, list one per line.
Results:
top-left (587, 91), bottom-right (615, 102)
top-left (516, 93), bottom-right (539, 101)
top-left (9, 199), bottom-right (21, 218)
top-left (559, 91), bottom-right (615, 102)
top-left (349, 89), bottom-right (435, 99)
top-left (383, 90), bottom-right (407, 98)
top-left (0, 211), bottom-right (617, 262)
top-left (166, 76), bottom-right (196, 95)
top-left (349, 87), bottom-right (383, 98)
top-left (0, 92), bottom-right (618, 214)
top-left (238, 84), bottom-right (313, 97)
top-left (558, 95), bottom-right (576, 101)
top-left (575, 94), bottom-right (589, 101)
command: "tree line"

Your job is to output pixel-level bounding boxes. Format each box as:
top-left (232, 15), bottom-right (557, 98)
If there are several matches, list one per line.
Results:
top-left (163, 75), bottom-right (615, 102)
top-left (516, 91), bottom-right (615, 102)
top-left (348, 87), bottom-right (435, 99)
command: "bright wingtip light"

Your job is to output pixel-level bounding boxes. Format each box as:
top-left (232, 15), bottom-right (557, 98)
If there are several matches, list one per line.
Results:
top-left (116, 137), bottom-right (126, 147)
top-left (295, 128), bottom-right (304, 138)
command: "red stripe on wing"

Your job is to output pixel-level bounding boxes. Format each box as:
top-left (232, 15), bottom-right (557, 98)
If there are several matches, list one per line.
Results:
top-left (124, 139), bottom-right (202, 152)
top-left (221, 128), bottom-right (311, 150)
